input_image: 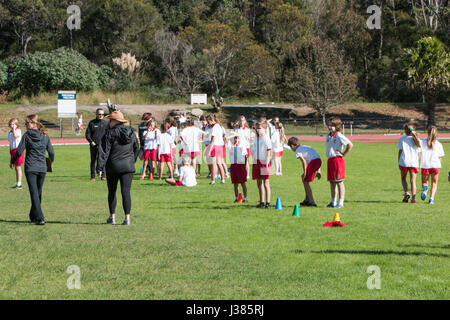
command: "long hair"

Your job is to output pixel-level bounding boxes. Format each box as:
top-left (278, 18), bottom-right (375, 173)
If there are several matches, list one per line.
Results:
top-left (427, 126), bottom-right (438, 149)
top-left (404, 123), bottom-right (421, 148)
top-left (8, 118), bottom-right (19, 129)
top-left (26, 114), bottom-right (48, 135)
top-left (276, 122), bottom-right (286, 143)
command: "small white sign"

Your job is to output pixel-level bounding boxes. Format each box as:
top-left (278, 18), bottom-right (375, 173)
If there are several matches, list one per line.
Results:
top-left (58, 90), bottom-right (77, 118)
top-left (188, 93), bottom-right (207, 105)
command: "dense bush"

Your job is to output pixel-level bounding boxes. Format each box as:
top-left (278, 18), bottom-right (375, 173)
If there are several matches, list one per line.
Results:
top-left (9, 48), bottom-right (110, 97)
top-left (0, 62), bottom-right (7, 89)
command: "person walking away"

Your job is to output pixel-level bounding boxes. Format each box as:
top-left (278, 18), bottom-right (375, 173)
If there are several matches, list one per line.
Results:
top-left (98, 111), bottom-right (139, 225)
top-left (85, 108), bottom-right (108, 181)
top-left (10, 115), bottom-right (54, 225)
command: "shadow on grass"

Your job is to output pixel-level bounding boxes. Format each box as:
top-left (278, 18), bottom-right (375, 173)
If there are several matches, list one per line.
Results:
top-left (400, 244), bottom-right (450, 250)
top-left (306, 249), bottom-right (449, 258)
top-left (345, 200), bottom-right (400, 204)
top-left (0, 218), bottom-right (104, 225)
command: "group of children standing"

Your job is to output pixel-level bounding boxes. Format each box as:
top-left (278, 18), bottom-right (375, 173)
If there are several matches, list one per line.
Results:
top-left (8, 114), bottom-right (445, 208)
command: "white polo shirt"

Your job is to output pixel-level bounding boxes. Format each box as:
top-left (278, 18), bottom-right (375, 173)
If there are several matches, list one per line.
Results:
top-left (181, 126), bottom-right (204, 152)
top-left (143, 129), bottom-right (160, 150)
top-left (251, 135), bottom-right (272, 163)
top-left (211, 123), bottom-right (224, 146)
top-left (157, 133), bottom-right (174, 155)
top-left (167, 126), bottom-right (178, 144)
top-left (227, 142), bottom-right (248, 164)
top-left (326, 132), bottom-right (351, 158)
top-left (237, 127), bottom-right (251, 149)
top-left (397, 136), bottom-right (421, 167)
top-left (420, 139), bottom-right (444, 169)
top-left (8, 129), bottom-right (22, 150)
top-left (203, 125), bottom-right (212, 145)
top-left (295, 146), bottom-right (320, 164)
top-left (271, 130), bottom-right (284, 153)
top-left (180, 166), bottom-right (197, 187)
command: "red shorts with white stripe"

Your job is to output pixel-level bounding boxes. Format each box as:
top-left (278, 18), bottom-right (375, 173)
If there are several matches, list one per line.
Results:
top-left (142, 149), bottom-right (157, 161)
top-left (327, 157), bottom-right (345, 182)
top-left (160, 154), bottom-right (172, 163)
top-left (10, 148), bottom-right (24, 166)
top-left (421, 168), bottom-right (439, 175)
top-left (230, 164), bottom-right (247, 184)
top-left (305, 158), bottom-right (322, 182)
top-left (252, 160), bottom-right (271, 180)
top-left (399, 166), bottom-right (418, 173)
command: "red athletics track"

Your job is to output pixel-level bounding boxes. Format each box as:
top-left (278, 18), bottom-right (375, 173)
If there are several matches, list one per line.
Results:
top-left (1, 134), bottom-right (449, 147)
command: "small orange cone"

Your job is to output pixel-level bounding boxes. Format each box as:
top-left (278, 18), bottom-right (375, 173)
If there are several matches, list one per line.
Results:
top-left (333, 213), bottom-right (340, 222)
top-left (237, 193), bottom-right (243, 203)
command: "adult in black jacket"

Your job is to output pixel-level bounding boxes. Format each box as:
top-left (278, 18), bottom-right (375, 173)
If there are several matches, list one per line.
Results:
top-left (85, 108), bottom-right (108, 181)
top-left (10, 115), bottom-right (54, 225)
top-left (98, 111), bottom-right (139, 226)
top-left (138, 112), bottom-right (152, 174)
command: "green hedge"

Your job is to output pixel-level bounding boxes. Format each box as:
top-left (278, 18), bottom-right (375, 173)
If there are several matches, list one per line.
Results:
top-left (9, 48), bottom-right (111, 97)
top-left (0, 62), bottom-right (7, 90)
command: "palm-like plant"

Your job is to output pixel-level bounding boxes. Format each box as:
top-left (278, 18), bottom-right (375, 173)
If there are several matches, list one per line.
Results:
top-left (403, 37), bottom-right (449, 126)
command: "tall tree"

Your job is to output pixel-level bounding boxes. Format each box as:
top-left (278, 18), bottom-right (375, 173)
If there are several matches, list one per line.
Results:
top-left (284, 37), bottom-right (357, 125)
top-left (403, 36), bottom-right (449, 126)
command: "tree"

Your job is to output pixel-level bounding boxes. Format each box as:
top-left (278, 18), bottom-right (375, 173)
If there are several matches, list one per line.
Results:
top-left (154, 29), bottom-right (204, 95)
top-left (284, 37), bottom-right (357, 125)
top-left (403, 36), bottom-right (449, 126)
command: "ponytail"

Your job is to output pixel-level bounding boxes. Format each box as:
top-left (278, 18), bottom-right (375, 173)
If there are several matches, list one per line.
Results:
top-left (26, 114), bottom-right (48, 136)
top-left (427, 126), bottom-right (437, 149)
top-left (404, 123), bottom-right (421, 148)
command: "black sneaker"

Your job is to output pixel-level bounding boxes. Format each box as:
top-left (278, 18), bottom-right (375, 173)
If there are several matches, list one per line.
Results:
top-left (257, 202), bottom-right (265, 208)
top-left (35, 220), bottom-right (45, 225)
top-left (265, 203), bottom-right (270, 209)
top-left (300, 199), bottom-right (309, 206)
top-left (306, 202), bottom-right (317, 207)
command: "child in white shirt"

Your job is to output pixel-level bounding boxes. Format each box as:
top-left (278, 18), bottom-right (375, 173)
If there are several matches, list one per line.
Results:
top-left (419, 126), bottom-right (445, 204)
top-left (165, 156), bottom-right (197, 187)
top-left (8, 118), bottom-right (23, 189)
top-left (227, 134), bottom-right (248, 202)
top-left (141, 120), bottom-right (160, 180)
top-left (157, 122), bottom-right (175, 180)
top-left (397, 123), bottom-right (421, 203)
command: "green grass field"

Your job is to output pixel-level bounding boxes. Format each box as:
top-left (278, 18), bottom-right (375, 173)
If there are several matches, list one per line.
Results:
top-left (0, 141), bottom-right (449, 299)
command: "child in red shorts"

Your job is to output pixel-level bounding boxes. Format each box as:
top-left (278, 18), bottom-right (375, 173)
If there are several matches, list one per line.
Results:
top-left (288, 137), bottom-right (321, 207)
top-left (157, 122), bottom-right (175, 180)
top-left (141, 120), bottom-right (160, 180)
top-left (8, 118), bottom-right (24, 189)
top-left (326, 117), bottom-right (353, 208)
top-left (227, 134), bottom-right (248, 202)
top-left (250, 121), bottom-right (272, 209)
top-left (397, 123), bottom-right (421, 203)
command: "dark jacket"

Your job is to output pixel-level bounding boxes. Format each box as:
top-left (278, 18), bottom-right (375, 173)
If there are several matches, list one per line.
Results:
top-left (98, 124), bottom-right (139, 174)
top-left (138, 121), bottom-right (149, 148)
top-left (85, 118), bottom-right (108, 145)
top-left (11, 129), bottom-right (54, 173)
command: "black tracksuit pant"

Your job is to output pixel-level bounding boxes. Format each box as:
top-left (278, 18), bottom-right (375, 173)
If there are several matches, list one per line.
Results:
top-left (25, 171), bottom-right (46, 222)
top-left (90, 145), bottom-right (100, 178)
top-left (106, 171), bottom-right (133, 215)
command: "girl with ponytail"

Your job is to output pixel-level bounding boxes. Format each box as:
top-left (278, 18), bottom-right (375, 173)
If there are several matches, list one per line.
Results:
top-left (419, 126), bottom-right (445, 204)
top-left (397, 123), bottom-right (421, 203)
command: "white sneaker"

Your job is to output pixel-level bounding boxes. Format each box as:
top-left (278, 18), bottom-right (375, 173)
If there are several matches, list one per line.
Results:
top-left (121, 219), bottom-right (130, 226)
top-left (221, 180), bottom-right (225, 184)
top-left (210, 181), bottom-right (215, 185)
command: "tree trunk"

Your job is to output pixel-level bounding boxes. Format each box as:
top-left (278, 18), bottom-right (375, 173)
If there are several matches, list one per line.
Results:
top-left (322, 112), bottom-right (327, 127)
top-left (425, 89), bottom-right (436, 127)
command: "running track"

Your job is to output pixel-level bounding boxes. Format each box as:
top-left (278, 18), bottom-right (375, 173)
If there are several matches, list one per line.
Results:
top-left (1, 133), bottom-right (449, 147)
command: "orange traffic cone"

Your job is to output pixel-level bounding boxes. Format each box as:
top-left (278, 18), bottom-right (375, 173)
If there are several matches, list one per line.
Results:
top-left (333, 213), bottom-right (340, 222)
top-left (237, 193), bottom-right (243, 203)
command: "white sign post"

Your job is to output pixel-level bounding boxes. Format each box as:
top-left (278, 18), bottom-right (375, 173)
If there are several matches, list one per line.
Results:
top-left (58, 91), bottom-right (77, 138)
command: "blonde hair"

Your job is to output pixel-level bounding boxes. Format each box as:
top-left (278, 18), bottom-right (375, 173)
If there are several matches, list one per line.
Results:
top-left (404, 123), bottom-right (421, 148)
top-left (26, 114), bottom-right (47, 135)
top-left (181, 155), bottom-right (192, 166)
top-left (8, 118), bottom-right (19, 128)
top-left (427, 126), bottom-right (438, 149)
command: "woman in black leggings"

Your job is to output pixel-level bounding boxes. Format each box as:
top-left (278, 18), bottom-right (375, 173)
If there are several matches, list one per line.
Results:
top-left (98, 110), bottom-right (139, 225)
top-left (10, 115), bottom-right (54, 225)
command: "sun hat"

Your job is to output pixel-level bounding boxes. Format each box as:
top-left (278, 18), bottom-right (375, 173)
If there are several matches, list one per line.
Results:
top-left (106, 110), bottom-right (128, 123)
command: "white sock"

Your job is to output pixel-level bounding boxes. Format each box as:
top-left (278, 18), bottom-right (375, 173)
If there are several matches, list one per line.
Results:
top-left (338, 199), bottom-right (344, 206)
top-left (331, 198), bottom-right (337, 205)
top-left (17, 182), bottom-right (22, 187)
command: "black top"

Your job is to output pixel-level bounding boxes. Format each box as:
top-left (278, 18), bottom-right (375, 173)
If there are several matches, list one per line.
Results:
top-left (138, 121), bottom-right (148, 148)
top-left (98, 124), bottom-right (139, 174)
top-left (11, 129), bottom-right (55, 173)
top-left (85, 118), bottom-right (108, 145)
